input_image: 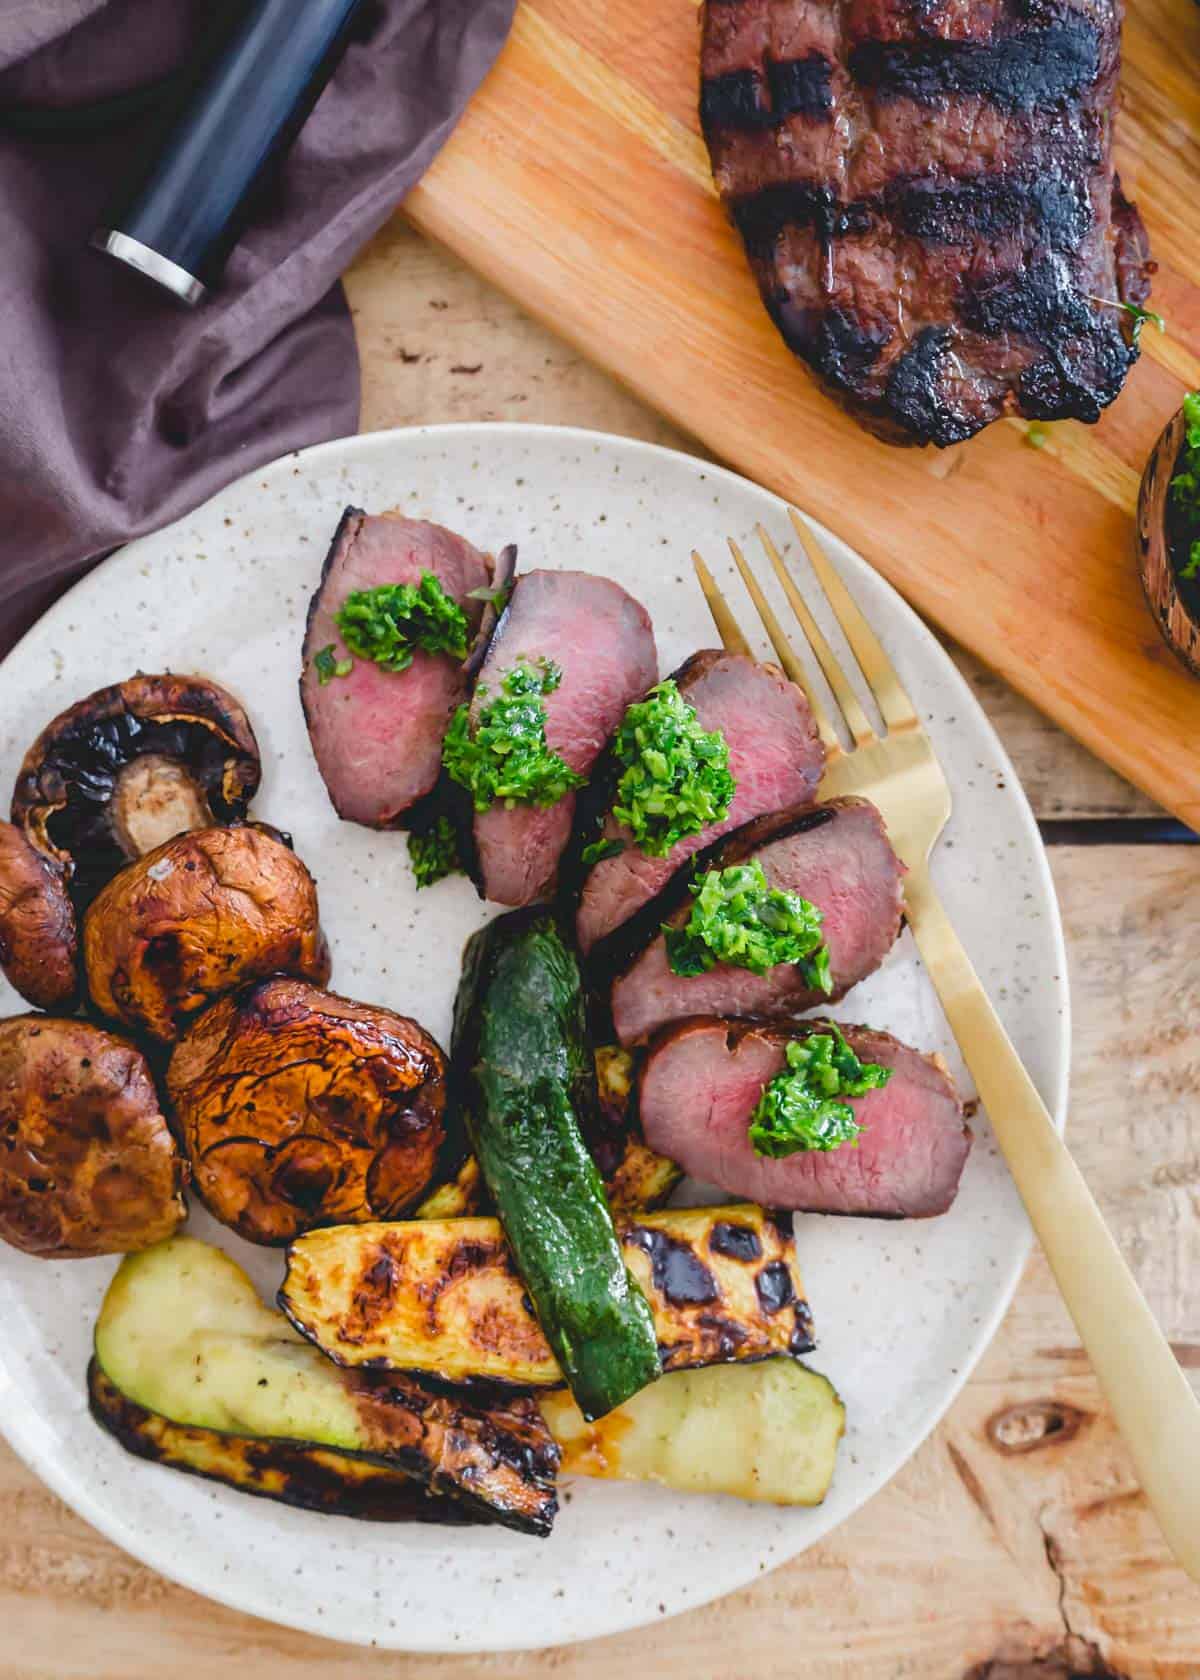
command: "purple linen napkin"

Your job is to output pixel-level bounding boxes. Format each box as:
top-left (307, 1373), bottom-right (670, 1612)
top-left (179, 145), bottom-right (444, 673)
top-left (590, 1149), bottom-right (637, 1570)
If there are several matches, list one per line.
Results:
top-left (0, 0), bottom-right (515, 655)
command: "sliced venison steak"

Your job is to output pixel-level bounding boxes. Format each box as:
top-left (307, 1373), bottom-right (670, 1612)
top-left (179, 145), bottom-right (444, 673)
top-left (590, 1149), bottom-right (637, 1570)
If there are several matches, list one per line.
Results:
top-left (301, 511), bottom-right (491, 828)
top-left (640, 1018), bottom-right (970, 1216)
top-left (576, 651), bottom-right (824, 959)
top-left (472, 570), bottom-right (657, 906)
top-left (610, 798), bottom-right (904, 1045)
top-left (701, 0), bottom-right (1153, 445)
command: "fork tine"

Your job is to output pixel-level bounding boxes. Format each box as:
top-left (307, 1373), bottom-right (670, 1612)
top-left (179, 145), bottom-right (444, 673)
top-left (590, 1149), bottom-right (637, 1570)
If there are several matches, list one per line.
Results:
top-left (724, 539), bottom-right (840, 752)
top-left (691, 550), bottom-right (753, 659)
top-left (756, 525), bottom-right (877, 747)
top-left (788, 509), bottom-right (919, 733)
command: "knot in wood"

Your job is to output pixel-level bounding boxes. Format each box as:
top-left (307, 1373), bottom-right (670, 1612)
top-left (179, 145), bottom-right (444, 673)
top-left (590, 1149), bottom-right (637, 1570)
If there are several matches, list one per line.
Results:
top-left (986, 1399), bottom-right (1089, 1454)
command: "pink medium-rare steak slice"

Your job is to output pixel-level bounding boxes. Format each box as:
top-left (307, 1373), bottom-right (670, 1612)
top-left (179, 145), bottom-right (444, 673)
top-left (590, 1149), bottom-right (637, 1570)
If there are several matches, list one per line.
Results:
top-left (301, 510), bottom-right (491, 828)
top-left (471, 570), bottom-right (657, 907)
top-left (610, 798), bottom-right (904, 1046)
top-left (576, 651), bottom-right (825, 961)
top-left (700, 0), bottom-right (1153, 446)
top-left (639, 1017), bottom-right (970, 1216)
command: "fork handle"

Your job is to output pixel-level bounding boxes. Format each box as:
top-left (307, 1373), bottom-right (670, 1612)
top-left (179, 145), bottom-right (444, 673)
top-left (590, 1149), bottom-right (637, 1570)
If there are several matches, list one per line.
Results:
top-left (904, 863), bottom-right (1200, 1580)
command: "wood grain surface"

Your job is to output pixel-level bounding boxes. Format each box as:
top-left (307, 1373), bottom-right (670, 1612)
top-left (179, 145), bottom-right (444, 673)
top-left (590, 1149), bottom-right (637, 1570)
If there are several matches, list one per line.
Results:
top-left (2, 225), bottom-right (1197, 1676)
top-left (402, 0), bottom-right (1200, 830)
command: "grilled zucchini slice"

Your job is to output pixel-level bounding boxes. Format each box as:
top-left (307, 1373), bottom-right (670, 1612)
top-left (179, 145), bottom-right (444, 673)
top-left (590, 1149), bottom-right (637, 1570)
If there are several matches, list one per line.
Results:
top-left (413, 1154), bottom-right (485, 1220)
top-left (542, 1359), bottom-right (844, 1505)
top-left (94, 1236), bottom-right (559, 1534)
top-left (88, 1361), bottom-right (474, 1524)
top-left (453, 908), bottom-right (659, 1418)
top-left (280, 1204), bottom-right (813, 1387)
top-left (413, 1046), bottom-right (681, 1220)
top-left (592, 1045), bottom-right (683, 1214)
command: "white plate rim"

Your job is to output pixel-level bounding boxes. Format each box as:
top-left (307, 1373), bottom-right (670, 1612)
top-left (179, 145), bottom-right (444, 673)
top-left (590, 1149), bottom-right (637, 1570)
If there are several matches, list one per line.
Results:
top-left (0, 421), bottom-right (1069, 1652)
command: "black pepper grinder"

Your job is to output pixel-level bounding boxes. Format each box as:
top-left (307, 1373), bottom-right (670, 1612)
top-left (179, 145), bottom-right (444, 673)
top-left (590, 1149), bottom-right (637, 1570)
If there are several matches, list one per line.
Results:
top-left (92, 0), bottom-right (368, 306)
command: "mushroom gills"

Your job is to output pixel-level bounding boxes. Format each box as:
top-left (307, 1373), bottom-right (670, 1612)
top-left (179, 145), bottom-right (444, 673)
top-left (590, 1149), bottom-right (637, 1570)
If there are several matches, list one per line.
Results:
top-left (12, 674), bottom-right (261, 898)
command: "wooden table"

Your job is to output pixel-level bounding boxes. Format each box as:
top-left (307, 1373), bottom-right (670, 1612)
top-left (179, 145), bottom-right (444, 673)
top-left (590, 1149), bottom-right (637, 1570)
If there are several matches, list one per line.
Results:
top-left (4, 222), bottom-right (1198, 1680)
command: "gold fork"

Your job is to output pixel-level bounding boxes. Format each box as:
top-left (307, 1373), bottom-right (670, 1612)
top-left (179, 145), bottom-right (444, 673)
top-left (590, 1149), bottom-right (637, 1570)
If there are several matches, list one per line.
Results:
top-left (694, 507), bottom-right (1200, 1583)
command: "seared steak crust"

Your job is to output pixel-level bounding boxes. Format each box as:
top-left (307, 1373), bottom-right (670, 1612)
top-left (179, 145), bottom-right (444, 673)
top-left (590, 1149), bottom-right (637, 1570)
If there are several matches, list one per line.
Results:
top-left (609, 797), bottom-right (905, 1046)
top-left (701, 0), bottom-right (1152, 445)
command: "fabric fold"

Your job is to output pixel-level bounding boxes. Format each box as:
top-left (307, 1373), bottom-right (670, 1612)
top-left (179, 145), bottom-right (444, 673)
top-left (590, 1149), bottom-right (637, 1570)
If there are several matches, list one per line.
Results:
top-left (0, 0), bottom-right (515, 655)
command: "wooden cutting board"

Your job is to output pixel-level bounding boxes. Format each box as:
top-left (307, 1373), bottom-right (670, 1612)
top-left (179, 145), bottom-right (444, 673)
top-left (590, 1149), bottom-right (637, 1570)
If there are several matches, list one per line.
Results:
top-left (406, 0), bottom-right (1200, 829)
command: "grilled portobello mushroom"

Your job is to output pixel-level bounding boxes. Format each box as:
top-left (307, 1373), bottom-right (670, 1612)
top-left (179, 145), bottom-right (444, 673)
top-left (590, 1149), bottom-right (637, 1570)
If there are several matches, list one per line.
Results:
top-left (0, 821), bottom-right (77, 1009)
top-left (0, 1016), bottom-right (184, 1259)
top-left (12, 673), bottom-right (260, 901)
top-left (83, 824), bottom-right (330, 1042)
top-left (169, 978), bottom-right (447, 1246)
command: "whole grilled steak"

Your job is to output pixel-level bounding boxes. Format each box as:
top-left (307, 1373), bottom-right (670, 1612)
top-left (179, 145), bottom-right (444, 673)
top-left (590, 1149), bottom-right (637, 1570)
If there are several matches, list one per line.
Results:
top-left (639, 1018), bottom-right (970, 1216)
top-left (700, 0), bottom-right (1153, 445)
top-left (610, 798), bottom-right (904, 1046)
top-left (301, 511), bottom-right (491, 828)
top-left (576, 651), bottom-right (824, 960)
top-left (471, 570), bottom-right (658, 907)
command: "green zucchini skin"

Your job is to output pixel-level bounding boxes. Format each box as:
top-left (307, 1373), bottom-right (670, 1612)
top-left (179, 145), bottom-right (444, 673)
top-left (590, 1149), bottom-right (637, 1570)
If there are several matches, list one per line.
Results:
top-left (453, 908), bottom-right (660, 1419)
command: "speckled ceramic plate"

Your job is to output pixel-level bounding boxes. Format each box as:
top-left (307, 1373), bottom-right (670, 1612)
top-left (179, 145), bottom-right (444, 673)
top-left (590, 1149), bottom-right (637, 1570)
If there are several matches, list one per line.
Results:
top-left (0, 425), bottom-right (1068, 1652)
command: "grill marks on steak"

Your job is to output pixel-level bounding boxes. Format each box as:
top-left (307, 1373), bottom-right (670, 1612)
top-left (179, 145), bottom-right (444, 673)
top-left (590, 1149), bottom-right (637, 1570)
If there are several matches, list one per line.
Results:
top-left (609, 798), bottom-right (905, 1046)
top-left (576, 651), bottom-right (824, 959)
top-left (471, 570), bottom-right (658, 907)
top-left (300, 510), bottom-right (491, 829)
top-left (639, 1018), bottom-right (971, 1217)
top-left (701, 0), bottom-right (1152, 444)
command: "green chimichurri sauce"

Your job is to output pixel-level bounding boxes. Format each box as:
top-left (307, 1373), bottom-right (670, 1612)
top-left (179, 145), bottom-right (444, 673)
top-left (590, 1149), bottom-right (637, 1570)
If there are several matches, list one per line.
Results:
top-left (609, 680), bottom-right (735, 859)
top-left (442, 658), bottom-right (585, 812)
top-left (333, 571), bottom-right (470, 676)
top-left (1170, 391), bottom-right (1200, 595)
top-left (407, 812), bottom-right (463, 888)
top-left (664, 859), bottom-right (831, 988)
top-left (748, 1026), bottom-right (890, 1158)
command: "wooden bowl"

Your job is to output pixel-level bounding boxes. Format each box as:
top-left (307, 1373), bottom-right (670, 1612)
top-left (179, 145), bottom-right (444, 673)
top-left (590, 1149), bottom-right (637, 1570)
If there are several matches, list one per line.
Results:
top-left (1137, 406), bottom-right (1200, 678)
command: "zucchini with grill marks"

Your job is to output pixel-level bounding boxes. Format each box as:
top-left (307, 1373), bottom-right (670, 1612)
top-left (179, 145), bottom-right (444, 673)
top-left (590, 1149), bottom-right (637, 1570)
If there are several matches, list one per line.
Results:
top-left (414, 1154), bottom-right (485, 1220)
top-left (453, 908), bottom-right (659, 1418)
top-left (280, 1204), bottom-right (813, 1387)
top-left (94, 1236), bottom-right (559, 1534)
top-left (414, 1046), bottom-right (681, 1220)
top-left (88, 1362), bottom-right (475, 1524)
top-left (542, 1359), bottom-right (845, 1505)
top-left (591, 1045), bottom-right (683, 1214)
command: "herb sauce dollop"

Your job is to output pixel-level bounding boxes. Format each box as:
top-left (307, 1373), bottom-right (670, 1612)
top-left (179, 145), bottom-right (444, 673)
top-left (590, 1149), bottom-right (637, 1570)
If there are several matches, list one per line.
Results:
top-left (664, 859), bottom-right (832, 987)
top-left (407, 812), bottom-right (463, 889)
top-left (609, 680), bottom-right (735, 859)
top-left (333, 571), bottom-right (470, 675)
top-left (442, 659), bottom-right (585, 812)
top-left (748, 1027), bottom-right (890, 1158)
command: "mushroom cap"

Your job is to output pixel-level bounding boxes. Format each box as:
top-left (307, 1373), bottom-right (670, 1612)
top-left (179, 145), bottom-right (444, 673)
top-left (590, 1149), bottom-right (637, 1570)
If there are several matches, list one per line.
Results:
top-left (168, 977), bottom-right (447, 1245)
top-left (1137, 405), bottom-right (1200, 678)
top-left (0, 1015), bottom-right (185, 1258)
top-left (83, 825), bottom-right (330, 1042)
top-left (0, 821), bottom-right (77, 1010)
top-left (12, 673), bottom-right (261, 898)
